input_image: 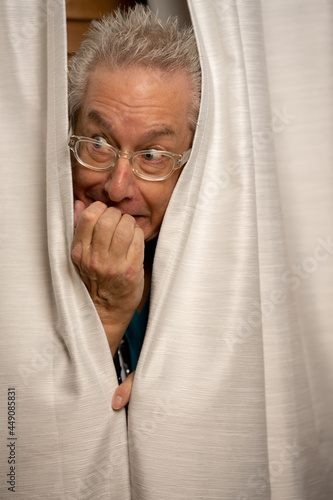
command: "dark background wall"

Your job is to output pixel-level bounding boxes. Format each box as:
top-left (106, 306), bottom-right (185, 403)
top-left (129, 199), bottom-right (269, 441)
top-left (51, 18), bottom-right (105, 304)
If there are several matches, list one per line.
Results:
top-left (66, 0), bottom-right (147, 59)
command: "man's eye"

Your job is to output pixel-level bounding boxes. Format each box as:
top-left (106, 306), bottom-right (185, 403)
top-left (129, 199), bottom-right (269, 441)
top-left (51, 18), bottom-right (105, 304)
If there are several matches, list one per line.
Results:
top-left (92, 136), bottom-right (108, 149)
top-left (142, 151), bottom-right (163, 161)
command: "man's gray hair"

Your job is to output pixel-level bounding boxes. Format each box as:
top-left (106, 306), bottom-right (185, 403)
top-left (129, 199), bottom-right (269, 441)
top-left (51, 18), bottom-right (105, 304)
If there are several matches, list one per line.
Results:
top-left (68, 4), bottom-right (201, 132)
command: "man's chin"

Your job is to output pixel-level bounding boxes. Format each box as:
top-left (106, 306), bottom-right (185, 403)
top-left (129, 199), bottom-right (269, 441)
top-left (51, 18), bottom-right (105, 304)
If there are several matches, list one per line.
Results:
top-left (130, 217), bottom-right (151, 242)
top-left (143, 226), bottom-right (160, 243)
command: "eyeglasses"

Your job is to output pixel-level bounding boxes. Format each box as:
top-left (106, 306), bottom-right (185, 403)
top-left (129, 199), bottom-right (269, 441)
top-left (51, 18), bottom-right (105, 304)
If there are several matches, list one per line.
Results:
top-left (68, 135), bottom-right (191, 182)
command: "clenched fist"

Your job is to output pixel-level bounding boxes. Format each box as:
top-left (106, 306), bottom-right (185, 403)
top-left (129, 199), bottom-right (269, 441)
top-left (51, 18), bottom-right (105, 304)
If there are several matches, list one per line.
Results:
top-left (71, 200), bottom-right (145, 355)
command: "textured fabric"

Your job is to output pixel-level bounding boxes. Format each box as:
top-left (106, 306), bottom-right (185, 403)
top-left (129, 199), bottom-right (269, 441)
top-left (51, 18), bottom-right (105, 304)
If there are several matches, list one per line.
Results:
top-left (130, 1), bottom-right (333, 499)
top-left (0, 1), bottom-right (130, 498)
top-left (0, 0), bottom-right (332, 499)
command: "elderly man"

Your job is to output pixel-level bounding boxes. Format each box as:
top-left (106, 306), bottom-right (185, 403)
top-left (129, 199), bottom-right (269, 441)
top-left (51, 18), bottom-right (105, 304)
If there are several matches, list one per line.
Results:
top-left (68, 4), bottom-right (201, 409)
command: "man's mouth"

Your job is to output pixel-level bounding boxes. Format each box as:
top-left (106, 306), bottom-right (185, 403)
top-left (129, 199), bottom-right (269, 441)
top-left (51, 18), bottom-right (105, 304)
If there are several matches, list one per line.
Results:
top-left (131, 215), bottom-right (144, 223)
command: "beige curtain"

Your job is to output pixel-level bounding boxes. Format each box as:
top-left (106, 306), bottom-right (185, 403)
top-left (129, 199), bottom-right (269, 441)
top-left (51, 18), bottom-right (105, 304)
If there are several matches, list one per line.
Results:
top-left (133, 0), bottom-right (333, 498)
top-left (0, 0), bottom-right (332, 498)
top-left (0, 1), bottom-right (130, 498)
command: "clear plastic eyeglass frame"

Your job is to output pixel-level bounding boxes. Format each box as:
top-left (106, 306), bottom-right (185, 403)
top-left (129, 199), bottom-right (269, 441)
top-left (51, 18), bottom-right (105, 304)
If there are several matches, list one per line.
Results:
top-left (68, 135), bottom-right (192, 182)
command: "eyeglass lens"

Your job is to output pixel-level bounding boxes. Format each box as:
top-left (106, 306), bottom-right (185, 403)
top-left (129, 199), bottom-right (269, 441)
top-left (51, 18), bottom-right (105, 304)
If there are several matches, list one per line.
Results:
top-left (76, 139), bottom-right (175, 178)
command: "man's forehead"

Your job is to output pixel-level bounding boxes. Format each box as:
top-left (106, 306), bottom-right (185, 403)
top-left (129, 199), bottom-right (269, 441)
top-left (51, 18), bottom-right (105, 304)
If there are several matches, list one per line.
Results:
top-left (77, 64), bottom-right (194, 144)
top-left (86, 109), bottom-right (176, 140)
top-left (85, 63), bottom-right (193, 101)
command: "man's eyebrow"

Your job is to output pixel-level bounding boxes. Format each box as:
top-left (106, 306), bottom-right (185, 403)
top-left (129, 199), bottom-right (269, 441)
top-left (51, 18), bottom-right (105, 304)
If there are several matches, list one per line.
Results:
top-left (140, 127), bottom-right (176, 144)
top-left (87, 110), bottom-right (114, 133)
top-left (86, 109), bottom-right (176, 144)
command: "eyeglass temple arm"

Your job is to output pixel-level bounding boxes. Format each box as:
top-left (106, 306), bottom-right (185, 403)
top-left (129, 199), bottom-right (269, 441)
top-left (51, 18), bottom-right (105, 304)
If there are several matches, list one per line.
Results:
top-left (180, 148), bottom-right (192, 166)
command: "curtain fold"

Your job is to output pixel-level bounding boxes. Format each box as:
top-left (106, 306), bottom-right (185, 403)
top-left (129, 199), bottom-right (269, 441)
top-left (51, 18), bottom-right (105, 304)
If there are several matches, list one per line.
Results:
top-left (0, 1), bottom-right (130, 498)
top-left (130, 1), bottom-right (333, 498)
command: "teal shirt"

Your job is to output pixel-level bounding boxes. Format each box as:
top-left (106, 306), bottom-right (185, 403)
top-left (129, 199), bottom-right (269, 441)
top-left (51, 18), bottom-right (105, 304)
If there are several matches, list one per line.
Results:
top-left (123, 296), bottom-right (150, 371)
top-left (122, 238), bottom-right (156, 372)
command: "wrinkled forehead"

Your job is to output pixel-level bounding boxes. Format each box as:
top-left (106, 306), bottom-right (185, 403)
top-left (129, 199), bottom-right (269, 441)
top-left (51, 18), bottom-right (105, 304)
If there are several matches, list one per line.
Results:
top-left (77, 63), bottom-right (195, 131)
top-left (76, 64), bottom-right (195, 146)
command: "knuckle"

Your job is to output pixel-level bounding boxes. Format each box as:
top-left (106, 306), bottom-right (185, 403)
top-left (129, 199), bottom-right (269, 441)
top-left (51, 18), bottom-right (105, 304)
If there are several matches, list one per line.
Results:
top-left (89, 253), bottom-right (115, 278)
top-left (79, 202), bottom-right (108, 224)
top-left (124, 265), bottom-right (137, 283)
top-left (80, 209), bottom-right (97, 224)
top-left (95, 217), bottom-right (115, 233)
top-left (71, 242), bottom-right (82, 264)
top-left (115, 222), bottom-right (134, 240)
top-left (125, 265), bottom-right (144, 288)
top-left (89, 253), bottom-right (102, 273)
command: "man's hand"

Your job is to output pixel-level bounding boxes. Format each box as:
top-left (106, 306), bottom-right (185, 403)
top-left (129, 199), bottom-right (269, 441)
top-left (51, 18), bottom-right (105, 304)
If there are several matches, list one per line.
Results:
top-left (71, 200), bottom-right (145, 355)
top-left (112, 371), bottom-right (135, 410)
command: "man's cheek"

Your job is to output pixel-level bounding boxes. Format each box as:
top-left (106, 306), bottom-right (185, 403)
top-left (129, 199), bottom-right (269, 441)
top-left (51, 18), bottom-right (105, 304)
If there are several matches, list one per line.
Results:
top-left (72, 172), bottom-right (89, 200)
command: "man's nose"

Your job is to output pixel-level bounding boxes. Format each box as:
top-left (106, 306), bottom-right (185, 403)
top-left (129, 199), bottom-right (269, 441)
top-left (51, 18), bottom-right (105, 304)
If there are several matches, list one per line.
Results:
top-left (103, 157), bottom-right (136, 203)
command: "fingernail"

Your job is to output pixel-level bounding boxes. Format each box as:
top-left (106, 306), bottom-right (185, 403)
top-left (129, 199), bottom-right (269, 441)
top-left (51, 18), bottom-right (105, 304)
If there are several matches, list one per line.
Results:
top-left (113, 395), bottom-right (123, 410)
